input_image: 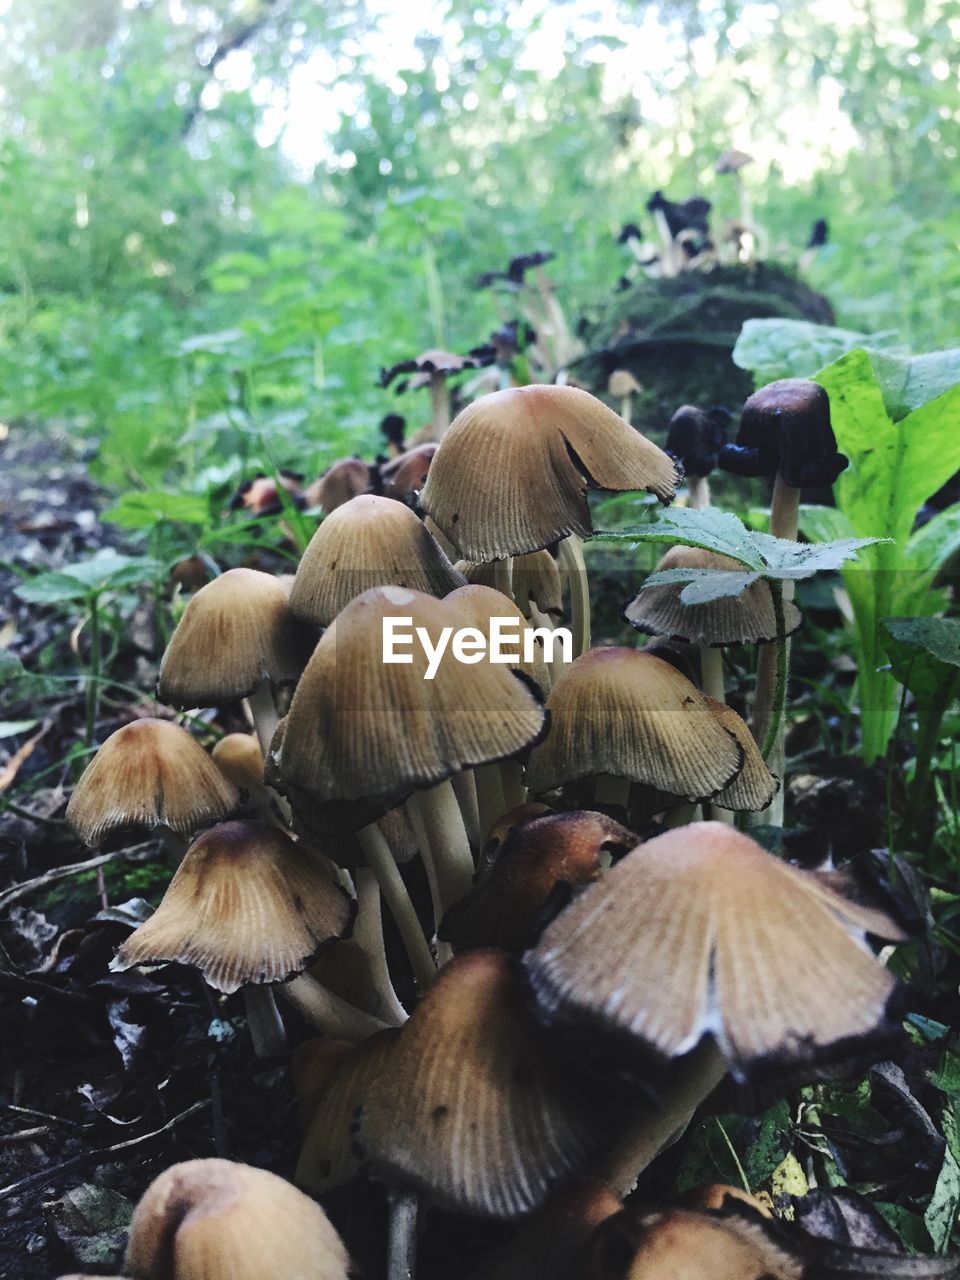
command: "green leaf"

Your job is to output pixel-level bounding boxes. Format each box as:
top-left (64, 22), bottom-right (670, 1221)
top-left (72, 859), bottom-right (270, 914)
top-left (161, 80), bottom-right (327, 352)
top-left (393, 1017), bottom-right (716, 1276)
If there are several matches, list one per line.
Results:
top-left (14, 549), bottom-right (161, 603)
top-left (925, 1107), bottom-right (960, 1252)
top-left (884, 616), bottom-right (960, 676)
top-left (594, 506), bottom-right (766, 569)
top-left (864, 347), bottom-right (960, 422)
top-left (906, 505), bottom-right (960, 573)
top-left (643, 567), bottom-right (762, 604)
top-left (751, 532), bottom-right (884, 578)
top-left (0, 652), bottom-right (60, 712)
top-left (797, 504), bottom-right (856, 544)
top-left (103, 491), bottom-right (209, 530)
top-left (177, 328), bottom-right (249, 356)
top-left (733, 317), bottom-right (882, 385)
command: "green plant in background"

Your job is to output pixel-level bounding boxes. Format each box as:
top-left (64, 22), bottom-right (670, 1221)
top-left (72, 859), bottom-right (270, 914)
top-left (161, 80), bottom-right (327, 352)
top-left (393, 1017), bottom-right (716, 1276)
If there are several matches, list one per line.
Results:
top-left (735, 321), bottom-right (960, 764)
top-left (11, 549), bottom-right (160, 746)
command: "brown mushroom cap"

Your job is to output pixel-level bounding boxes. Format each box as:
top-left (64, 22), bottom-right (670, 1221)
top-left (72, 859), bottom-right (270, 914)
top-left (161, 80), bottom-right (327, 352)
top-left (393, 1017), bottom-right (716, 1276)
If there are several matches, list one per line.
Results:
top-left (705, 698), bottom-right (778, 812)
top-left (525, 822), bottom-right (906, 1083)
top-left (441, 810), bottom-right (635, 954)
top-left (288, 494), bottom-right (465, 628)
top-left (716, 148), bottom-right (754, 174)
top-left (525, 649), bottom-right (744, 802)
top-left (420, 384), bottom-right (681, 560)
top-left (359, 949), bottom-right (604, 1218)
top-left (275, 586), bottom-right (546, 807)
top-left (113, 819), bottom-right (353, 993)
top-left (303, 456), bottom-right (372, 513)
top-left (124, 1158), bottom-right (352, 1280)
top-left (380, 442), bottom-right (437, 500)
top-left (444, 582), bottom-right (551, 696)
top-left (624, 546), bottom-right (801, 646)
top-left (608, 369), bottom-right (642, 397)
top-left (158, 568), bottom-right (313, 708)
top-left (211, 733), bottom-right (267, 806)
top-left (511, 549), bottom-right (563, 617)
top-left (66, 718), bottom-right (239, 847)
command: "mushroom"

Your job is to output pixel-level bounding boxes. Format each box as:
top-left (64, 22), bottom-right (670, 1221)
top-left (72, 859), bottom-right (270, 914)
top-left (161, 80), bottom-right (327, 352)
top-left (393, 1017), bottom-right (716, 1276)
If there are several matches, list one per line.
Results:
top-left (66, 718), bottom-right (239, 854)
top-left (524, 649), bottom-right (745, 818)
top-left (303, 456), bottom-right (375, 513)
top-left (380, 348), bottom-right (492, 439)
top-left (288, 494), bottom-right (465, 629)
top-left (524, 821), bottom-right (906, 1195)
top-left (420, 383), bottom-right (681, 655)
top-left (112, 819), bottom-right (365, 1056)
top-left (231, 469), bottom-right (304, 517)
top-left (157, 567), bottom-right (313, 757)
top-left (719, 380), bottom-right (847, 819)
top-left (123, 1158), bottom-right (353, 1279)
top-left (607, 370), bottom-right (642, 426)
top-left (272, 586), bottom-right (546, 986)
top-left (379, 442), bottom-right (437, 502)
top-left (210, 731), bottom-right (273, 815)
top-left (664, 404), bottom-right (729, 509)
top-left (380, 412), bottom-right (407, 458)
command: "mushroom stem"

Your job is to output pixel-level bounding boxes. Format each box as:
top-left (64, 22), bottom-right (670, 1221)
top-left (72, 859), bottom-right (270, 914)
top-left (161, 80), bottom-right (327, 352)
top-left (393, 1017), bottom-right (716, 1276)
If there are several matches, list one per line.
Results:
top-left (494, 557), bottom-right (514, 600)
top-left (688, 473), bottom-right (711, 510)
top-left (243, 984), bottom-right (287, 1058)
top-left (386, 1187), bottom-right (419, 1280)
top-left (663, 802), bottom-right (699, 828)
top-left (355, 822), bottom-right (437, 991)
top-left (413, 781), bottom-right (476, 911)
top-left (281, 973), bottom-right (393, 1041)
top-left (499, 760), bottom-right (527, 812)
top-left (429, 373), bottom-right (451, 438)
top-left (354, 867), bottom-right (409, 1025)
top-left (245, 683), bottom-right (280, 761)
top-left (450, 771), bottom-right (481, 849)
top-left (591, 1039), bottom-right (728, 1195)
top-left (620, 394), bottom-right (633, 426)
top-left (474, 764), bottom-right (506, 841)
top-left (558, 535), bottom-right (591, 657)
top-left (403, 798), bottom-right (454, 966)
top-left (752, 474), bottom-right (799, 826)
top-left (698, 643), bottom-right (726, 704)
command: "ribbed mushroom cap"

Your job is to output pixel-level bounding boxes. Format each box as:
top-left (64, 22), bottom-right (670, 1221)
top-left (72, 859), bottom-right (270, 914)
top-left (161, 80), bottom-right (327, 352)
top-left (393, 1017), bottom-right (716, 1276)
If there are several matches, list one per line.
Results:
top-left (512, 550), bottom-right (563, 617)
top-left (211, 733), bottom-right (267, 807)
top-left (158, 568), bottom-right (313, 708)
top-left (380, 443), bottom-right (437, 500)
top-left (275, 586), bottom-right (546, 806)
top-left (705, 698), bottom-right (778, 812)
top-left (525, 822), bottom-right (906, 1083)
top-left (624, 546), bottom-right (802, 646)
top-left (288, 494), bottom-right (465, 628)
top-left (420, 384), bottom-right (681, 560)
top-left (444, 582), bottom-right (551, 696)
top-left (295, 1031), bottom-right (400, 1194)
top-left (360, 950), bottom-right (604, 1218)
top-left (441, 811), bottom-right (635, 954)
top-left (303, 456), bottom-right (372, 514)
top-left (113, 820), bottom-right (353, 994)
top-left (67, 719), bottom-right (239, 847)
top-left (380, 348), bottom-right (484, 387)
top-left (124, 1158), bottom-right (352, 1280)
top-left (525, 649), bottom-right (743, 802)
top-left (576, 1206), bottom-right (798, 1280)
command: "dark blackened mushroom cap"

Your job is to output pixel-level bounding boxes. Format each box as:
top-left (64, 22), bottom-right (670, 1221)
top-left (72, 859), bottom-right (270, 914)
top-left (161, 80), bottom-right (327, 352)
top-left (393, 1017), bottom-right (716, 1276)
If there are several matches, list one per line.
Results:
top-left (719, 379), bottom-right (848, 487)
top-left (380, 413), bottom-right (406, 451)
top-left (379, 348), bottom-right (490, 389)
top-left (665, 405), bottom-right (730, 478)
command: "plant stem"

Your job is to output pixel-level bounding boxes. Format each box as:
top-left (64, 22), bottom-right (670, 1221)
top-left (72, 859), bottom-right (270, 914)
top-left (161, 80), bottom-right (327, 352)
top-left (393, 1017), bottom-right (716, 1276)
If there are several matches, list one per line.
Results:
top-left (429, 374), bottom-right (450, 439)
top-left (499, 759), bottom-right (527, 812)
top-left (355, 823), bottom-right (436, 992)
top-left (450, 771), bottom-right (481, 849)
top-left (386, 1187), bottom-right (419, 1280)
top-left (589, 1039), bottom-right (727, 1195)
top-left (493, 557), bottom-right (514, 600)
top-left (85, 594), bottom-right (101, 748)
top-left (243, 985), bottom-right (286, 1058)
top-left (558, 535), bottom-right (591, 656)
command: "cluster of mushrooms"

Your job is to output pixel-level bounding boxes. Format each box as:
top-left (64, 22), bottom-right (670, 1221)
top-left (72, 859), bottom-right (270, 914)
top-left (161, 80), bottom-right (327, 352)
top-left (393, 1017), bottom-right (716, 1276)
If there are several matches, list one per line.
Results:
top-left (58, 379), bottom-right (936, 1279)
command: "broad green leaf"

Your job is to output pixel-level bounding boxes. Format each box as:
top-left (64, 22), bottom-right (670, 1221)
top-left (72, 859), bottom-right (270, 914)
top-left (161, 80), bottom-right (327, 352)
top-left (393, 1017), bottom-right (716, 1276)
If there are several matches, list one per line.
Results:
top-left (0, 652), bottom-right (60, 711)
top-left (907, 505), bottom-right (960, 573)
top-left (732, 317), bottom-right (879, 384)
top-left (884, 616), bottom-right (960, 673)
top-left (926, 1107), bottom-right (960, 1252)
top-left (798, 503), bottom-right (855, 544)
top-left (750, 532), bottom-right (884, 577)
top-left (865, 348), bottom-right (960, 422)
top-left (177, 328), bottom-right (249, 356)
top-left (882, 619), bottom-right (960, 766)
top-left (14, 571), bottom-right (95, 604)
top-left (643, 567), bottom-right (762, 604)
top-left (103, 491), bottom-right (209, 530)
top-left (593, 506), bottom-right (765, 569)
top-left (14, 550), bottom-right (161, 603)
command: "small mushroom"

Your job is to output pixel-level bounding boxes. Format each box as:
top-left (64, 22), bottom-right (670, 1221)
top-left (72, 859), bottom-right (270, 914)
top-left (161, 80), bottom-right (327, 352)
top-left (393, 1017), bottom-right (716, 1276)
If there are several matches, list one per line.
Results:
top-left (665, 404), bottom-right (729, 509)
top-left (380, 348), bottom-right (492, 439)
top-left (607, 370), bottom-right (642, 426)
top-left (303, 456), bottom-right (375, 513)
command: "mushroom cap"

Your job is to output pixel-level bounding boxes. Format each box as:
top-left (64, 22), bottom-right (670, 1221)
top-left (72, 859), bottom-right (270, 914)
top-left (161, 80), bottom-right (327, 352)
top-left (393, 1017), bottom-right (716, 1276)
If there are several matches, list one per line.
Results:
top-left (275, 586), bottom-right (546, 806)
top-left (624, 546), bottom-right (802, 647)
top-left (380, 348), bottom-right (484, 388)
top-left (420, 384), bottom-right (681, 560)
top-left (380, 443), bottom-right (437, 499)
top-left (303, 457), bottom-right (372, 514)
top-left (716, 148), bottom-right (755, 174)
top-left (511, 549), bottom-right (563, 617)
top-left (444, 582), bottom-right (551, 696)
top-left (113, 819), bottom-right (353, 993)
top-left (608, 369), bottom-right (642, 397)
top-left (525, 821), bottom-right (906, 1082)
top-left (211, 733), bottom-right (266, 805)
top-left (665, 404), bottom-right (729, 479)
top-left (289, 494), bottom-right (465, 628)
top-left (158, 568), bottom-right (313, 708)
top-left (440, 810), bottom-right (635, 954)
top-left (124, 1158), bottom-right (352, 1280)
top-left (295, 1030), bottom-right (400, 1194)
top-left (359, 950), bottom-right (604, 1218)
top-left (66, 718), bottom-right (239, 846)
top-left (525, 649), bottom-right (744, 802)
top-left (719, 379), bottom-right (847, 488)
top-left (705, 698), bottom-right (779, 812)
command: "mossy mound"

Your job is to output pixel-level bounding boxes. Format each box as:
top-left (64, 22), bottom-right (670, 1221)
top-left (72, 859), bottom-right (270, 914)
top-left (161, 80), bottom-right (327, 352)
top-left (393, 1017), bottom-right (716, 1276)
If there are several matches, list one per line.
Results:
top-left (573, 262), bottom-right (835, 429)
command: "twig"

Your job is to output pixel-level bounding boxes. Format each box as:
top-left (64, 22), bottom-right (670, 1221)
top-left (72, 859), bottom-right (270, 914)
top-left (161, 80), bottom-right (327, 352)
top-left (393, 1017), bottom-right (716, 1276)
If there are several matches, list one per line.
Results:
top-left (0, 1126), bottom-right (48, 1144)
top-left (0, 1100), bottom-right (208, 1201)
top-left (0, 842), bottom-right (155, 914)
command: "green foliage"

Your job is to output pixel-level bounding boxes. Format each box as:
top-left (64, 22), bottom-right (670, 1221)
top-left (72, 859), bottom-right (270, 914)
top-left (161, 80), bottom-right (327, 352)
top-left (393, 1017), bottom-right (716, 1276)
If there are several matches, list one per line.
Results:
top-left (13, 549), bottom-right (161, 606)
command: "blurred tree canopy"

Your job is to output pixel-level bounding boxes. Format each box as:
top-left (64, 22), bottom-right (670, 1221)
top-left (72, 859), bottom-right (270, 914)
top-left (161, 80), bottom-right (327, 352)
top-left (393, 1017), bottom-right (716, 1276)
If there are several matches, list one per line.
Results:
top-left (0, 0), bottom-right (957, 485)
